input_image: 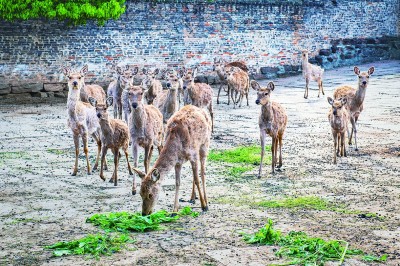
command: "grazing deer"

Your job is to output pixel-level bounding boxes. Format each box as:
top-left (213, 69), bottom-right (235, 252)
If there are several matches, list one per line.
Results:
top-left (127, 83), bottom-right (164, 195)
top-left (251, 81), bottom-right (287, 178)
top-left (63, 66), bottom-right (102, 176)
top-left (181, 68), bottom-right (214, 132)
top-left (224, 66), bottom-right (250, 109)
top-left (155, 70), bottom-right (180, 124)
top-left (327, 97), bottom-right (349, 164)
top-left (141, 68), bottom-right (163, 105)
top-left (301, 50), bottom-right (325, 99)
top-left (213, 58), bottom-right (249, 105)
top-left (333, 66), bottom-right (374, 151)
top-left (88, 96), bottom-right (133, 186)
top-left (107, 65), bottom-right (139, 121)
top-left (133, 105), bottom-right (212, 215)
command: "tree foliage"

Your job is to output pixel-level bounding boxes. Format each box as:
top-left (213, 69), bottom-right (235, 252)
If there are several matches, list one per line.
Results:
top-left (0, 0), bottom-right (126, 26)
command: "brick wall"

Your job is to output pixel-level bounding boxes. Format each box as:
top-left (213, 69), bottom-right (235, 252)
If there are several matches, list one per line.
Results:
top-left (0, 0), bottom-right (399, 97)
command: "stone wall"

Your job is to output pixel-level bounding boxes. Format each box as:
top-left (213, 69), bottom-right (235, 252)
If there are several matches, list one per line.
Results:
top-left (0, 0), bottom-right (399, 98)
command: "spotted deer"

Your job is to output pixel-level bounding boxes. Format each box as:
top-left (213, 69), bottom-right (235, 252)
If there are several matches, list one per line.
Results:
top-left (107, 65), bottom-right (139, 121)
top-left (213, 58), bottom-right (249, 105)
top-left (251, 81), bottom-right (287, 178)
top-left (73, 64), bottom-right (106, 104)
top-left (133, 105), bottom-right (212, 215)
top-left (181, 68), bottom-right (214, 132)
top-left (224, 66), bottom-right (250, 109)
top-left (63, 66), bottom-right (102, 176)
top-left (141, 68), bottom-right (163, 105)
top-left (301, 50), bottom-right (325, 99)
top-left (88, 96), bottom-right (133, 185)
top-left (333, 66), bottom-right (374, 151)
top-left (127, 83), bottom-right (164, 195)
top-left (327, 97), bottom-right (349, 164)
top-left (155, 69), bottom-right (181, 124)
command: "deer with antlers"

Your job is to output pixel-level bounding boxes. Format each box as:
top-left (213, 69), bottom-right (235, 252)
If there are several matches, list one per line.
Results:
top-left (301, 50), bottom-right (325, 99)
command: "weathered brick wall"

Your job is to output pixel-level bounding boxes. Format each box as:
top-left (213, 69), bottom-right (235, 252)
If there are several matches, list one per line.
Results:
top-left (0, 0), bottom-right (399, 98)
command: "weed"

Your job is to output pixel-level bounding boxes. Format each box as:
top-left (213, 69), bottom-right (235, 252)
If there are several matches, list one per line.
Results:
top-left (226, 165), bottom-right (253, 179)
top-left (208, 145), bottom-right (271, 165)
top-left (47, 148), bottom-right (69, 155)
top-left (242, 219), bottom-right (387, 266)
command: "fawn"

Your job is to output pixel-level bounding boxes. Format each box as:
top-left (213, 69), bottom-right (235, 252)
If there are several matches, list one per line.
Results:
top-left (154, 70), bottom-right (180, 124)
top-left (301, 50), bottom-right (325, 99)
top-left (224, 66), bottom-right (250, 108)
top-left (141, 68), bottom-right (163, 105)
top-left (251, 80), bottom-right (287, 178)
top-left (327, 97), bottom-right (349, 164)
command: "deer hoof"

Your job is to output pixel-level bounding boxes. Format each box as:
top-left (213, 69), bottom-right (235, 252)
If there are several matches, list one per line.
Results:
top-left (355, 148), bottom-right (359, 152)
top-left (257, 174), bottom-right (261, 179)
top-left (87, 171), bottom-right (92, 175)
top-left (93, 165), bottom-right (98, 171)
top-left (71, 172), bottom-right (77, 176)
top-left (202, 206), bottom-right (209, 212)
top-left (109, 178), bottom-right (114, 183)
top-left (189, 199), bottom-right (196, 204)
top-left (100, 175), bottom-right (106, 181)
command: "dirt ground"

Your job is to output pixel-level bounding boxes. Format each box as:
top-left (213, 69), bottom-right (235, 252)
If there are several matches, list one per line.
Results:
top-left (0, 60), bottom-right (399, 266)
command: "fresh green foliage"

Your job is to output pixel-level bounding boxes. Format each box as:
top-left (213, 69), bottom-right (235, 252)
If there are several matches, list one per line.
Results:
top-left (0, 0), bottom-right (126, 26)
top-left (86, 207), bottom-right (199, 232)
top-left (226, 165), bottom-right (253, 179)
top-left (208, 145), bottom-right (270, 165)
top-left (242, 219), bottom-right (387, 266)
top-left (45, 233), bottom-right (134, 259)
top-left (362, 254), bottom-right (388, 262)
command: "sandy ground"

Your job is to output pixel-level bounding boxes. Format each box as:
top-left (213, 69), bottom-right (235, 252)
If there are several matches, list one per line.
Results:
top-left (0, 60), bottom-right (399, 266)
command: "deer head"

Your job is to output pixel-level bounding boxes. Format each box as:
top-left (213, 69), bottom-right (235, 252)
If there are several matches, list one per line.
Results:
top-left (63, 65), bottom-right (88, 91)
top-left (133, 168), bottom-right (161, 216)
top-left (327, 97), bottom-right (347, 117)
top-left (118, 66), bottom-right (139, 88)
top-left (251, 80), bottom-right (274, 105)
top-left (354, 66), bottom-right (374, 89)
top-left (126, 83), bottom-right (147, 109)
top-left (89, 96), bottom-right (113, 120)
top-left (182, 67), bottom-right (197, 90)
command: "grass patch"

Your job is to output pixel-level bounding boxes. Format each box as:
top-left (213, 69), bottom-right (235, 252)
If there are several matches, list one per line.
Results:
top-left (208, 145), bottom-right (271, 165)
top-left (226, 165), bottom-right (253, 179)
top-left (47, 148), bottom-right (70, 155)
top-left (45, 233), bottom-right (134, 259)
top-left (86, 207), bottom-right (199, 233)
top-left (242, 219), bottom-right (388, 266)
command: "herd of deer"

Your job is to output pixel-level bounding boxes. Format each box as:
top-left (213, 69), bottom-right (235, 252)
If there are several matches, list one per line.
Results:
top-left (62, 50), bottom-right (374, 215)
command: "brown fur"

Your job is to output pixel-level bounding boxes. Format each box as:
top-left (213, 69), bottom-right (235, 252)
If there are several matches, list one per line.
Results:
top-left (133, 105), bottom-right (212, 215)
top-left (327, 97), bottom-right (349, 164)
top-left (301, 50), bottom-right (324, 99)
top-left (155, 71), bottom-right (180, 124)
top-left (142, 68), bottom-right (163, 105)
top-left (251, 81), bottom-right (287, 177)
top-left (225, 66), bottom-right (250, 109)
top-left (332, 66), bottom-right (374, 151)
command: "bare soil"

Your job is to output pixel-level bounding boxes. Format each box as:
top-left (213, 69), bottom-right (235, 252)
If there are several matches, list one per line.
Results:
top-left (0, 61), bottom-right (399, 266)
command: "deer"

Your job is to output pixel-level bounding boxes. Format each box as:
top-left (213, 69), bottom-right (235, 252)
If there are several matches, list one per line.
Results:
top-left (181, 67), bottom-right (214, 132)
top-left (213, 58), bottom-right (249, 105)
top-left (327, 97), bottom-right (349, 164)
top-left (126, 83), bottom-right (164, 195)
top-left (251, 80), bottom-right (287, 178)
top-left (224, 66), bottom-right (250, 109)
top-left (141, 68), bottom-right (163, 105)
top-left (88, 96), bottom-right (133, 185)
top-left (333, 66), bottom-right (374, 151)
top-left (73, 64), bottom-right (106, 104)
top-left (63, 65), bottom-right (103, 176)
top-left (107, 65), bottom-right (139, 121)
top-left (301, 50), bottom-right (325, 99)
top-left (132, 105), bottom-right (212, 216)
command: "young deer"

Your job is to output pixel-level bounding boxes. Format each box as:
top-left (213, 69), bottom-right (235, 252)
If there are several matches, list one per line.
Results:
top-left (63, 66), bottom-right (102, 176)
top-left (155, 70), bottom-right (180, 124)
top-left (107, 65), bottom-right (139, 120)
top-left (301, 50), bottom-right (325, 99)
top-left (333, 66), bottom-right (374, 151)
top-left (224, 66), bottom-right (250, 109)
top-left (327, 97), bottom-right (349, 164)
top-left (181, 68), bottom-right (214, 132)
top-left (89, 96), bottom-right (133, 185)
top-left (251, 81), bottom-right (287, 178)
top-left (213, 58), bottom-right (249, 105)
top-left (141, 68), bottom-right (163, 105)
top-left (76, 64), bottom-right (106, 104)
top-left (127, 83), bottom-right (164, 195)
top-left (133, 105), bottom-right (212, 215)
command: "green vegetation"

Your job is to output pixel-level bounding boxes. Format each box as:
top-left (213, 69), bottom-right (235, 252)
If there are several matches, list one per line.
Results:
top-left (86, 207), bottom-right (199, 232)
top-left (226, 165), bottom-right (253, 179)
top-left (47, 148), bottom-right (69, 155)
top-left (242, 219), bottom-right (388, 266)
top-left (0, 0), bottom-right (126, 26)
top-left (208, 145), bottom-right (270, 165)
top-left (45, 233), bottom-right (134, 259)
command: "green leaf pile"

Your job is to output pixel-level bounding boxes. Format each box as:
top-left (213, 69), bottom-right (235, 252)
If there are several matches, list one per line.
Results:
top-left (242, 219), bottom-right (388, 266)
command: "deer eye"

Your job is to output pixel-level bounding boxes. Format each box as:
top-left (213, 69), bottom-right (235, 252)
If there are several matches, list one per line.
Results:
top-left (367, 76), bottom-right (370, 78)
top-left (140, 92), bottom-right (143, 95)
top-left (129, 92), bottom-right (132, 96)
top-left (148, 194), bottom-right (153, 199)
top-left (174, 79), bottom-right (178, 82)
top-left (264, 92), bottom-right (268, 95)
top-left (78, 77), bottom-right (81, 79)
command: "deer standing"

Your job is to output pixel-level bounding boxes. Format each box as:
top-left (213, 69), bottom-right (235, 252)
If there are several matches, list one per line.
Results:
top-left (141, 68), bottom-right (163, 105)
top-left (63, 66), bottom-right (103, 176)
top-left (181, 68), bottom-right (214, 132)
top-left (154, 70), bottom-right (181, 124)
top-left (327, 97), bottom-right (349, 164)
top-left (133, 105), bottom-right (212, 215)
top-left (333, 66), bottom-right (374, 151)
top-left (251, 81), bottom-right (287, 178)
top-left (88, 96), bottom-right (133, 186)
top-left (224, 66), bottom-right (250, 109)
top-left (301, 50), bottom-right (325, 99)
top-left (127, 83), bottom-right (164, 195)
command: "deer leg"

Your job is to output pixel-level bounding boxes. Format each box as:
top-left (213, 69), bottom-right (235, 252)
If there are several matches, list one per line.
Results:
top-left (144, 145), bottom-right (150, 174)
top-left (274, 137), bottom-right (279, 168)
top-left (110, 149), bottom-right (119, 186)
top-left (246, 92), bottom-right (249, 106)
top-left (118, 99), bottom-right (122, 120)
top-left (200, 148), bottom-right (208, 206)
top-left (208, 103), bottom-right (214, 133)
top-left (321, 80), bottom-right (325, 96)
top-left (271, 136), bottom-right (276, 173)
top-left (189, 180), bottom-right (196, 204)
top-left (191, 160), bottom-right (208, 211)
top-left (91, 132), bottom-right (101, 171)
top-left (349, 116), bottom-right (355, 146)
top-left (258, 131), bottom-right (266, 178)
top-left (148, 145), bottom-right (154, 171)
top-left (72, 134), bottom-right (80, 176)
top-left (304, 78), bottom-right (309, 99)
top-left (99, 146), bottom-right (107, 181)
top-left (217, 84), bottom-right (223, 104)
top-left (173, 163), bottom-right (182, 213)
top-left (131, 142), bottom-right (138, 195)
top-left (227, 84), bottom-right (230, 105)
top-left (82, 132), bottom-right (91, 175)
top-left (230, 87), bottom-right (236, 108)
top-left (333, 132), bottom-right (337, 164)
top-left (336, 134), bottom-right (341, 156)
top-left (342, 132), bottom-right (347, 157)
top-left (124, 146), bottom-right (133, 175)
top-left (239, 93), bottom-right (244, 107)
top-left (277, 134), bottom-right (283, 168)
top-left (317, 78), bottom-right (321, 98)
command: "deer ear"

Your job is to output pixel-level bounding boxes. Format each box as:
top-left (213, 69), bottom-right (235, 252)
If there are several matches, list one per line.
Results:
top-left (142, 68), bottom-right (147, 75)
top-left (151, 168), bottom-right (160, 182)
top-left (193, 68), bottom-right (198, 78)
top-left (178, 69), bottom-right (185, 78)
top-left (267, 82), bottom-right (275, 91)
top-left (125, 65), bottom-right (130, 71)
top-left (132, 168), bottom-right (146, 179)
top-left (132, 66), bottom-right (138, 75)
top-left (88, 97), bottom-right (97, 107)
top-left (250, 80), bottom-right (261, 91)
top-left (327, 96), bottom-right (334, 105)
top-left (354, 66), bottom-right (360, 75)
top-left (154, 68), bottom-right (159, 75)
top-left (80, 65), bottom-right (88, 76)
top-left (368, 66), bottom-right (374, 75)
top-left (341, 97), bottom-right (347, 105)
top-left (62, 67), bottom-right (71, 76)
top-left (116, 66), bottom-right (123, 75)
top-left (106, 96), bottom-right (113, 107)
